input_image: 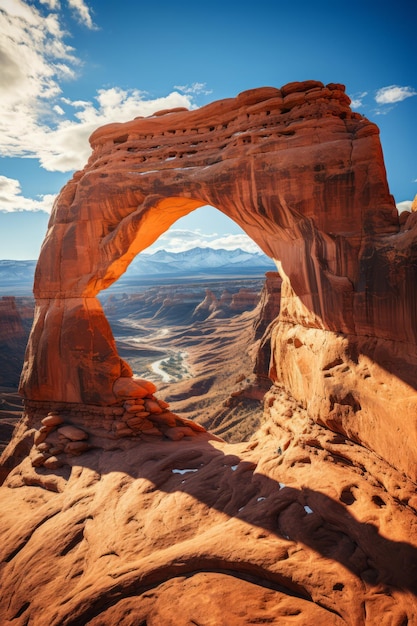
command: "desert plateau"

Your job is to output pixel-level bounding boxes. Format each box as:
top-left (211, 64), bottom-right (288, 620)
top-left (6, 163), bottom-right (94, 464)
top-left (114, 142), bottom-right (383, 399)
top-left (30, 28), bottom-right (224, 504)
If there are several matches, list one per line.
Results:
top-left (1, 80), bottom-right (417, 626)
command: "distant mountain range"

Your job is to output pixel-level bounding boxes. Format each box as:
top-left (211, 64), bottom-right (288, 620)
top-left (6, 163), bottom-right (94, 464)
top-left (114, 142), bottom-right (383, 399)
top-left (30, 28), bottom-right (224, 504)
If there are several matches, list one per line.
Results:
top-left (0, 260), bottom-right (37, 295)
top-left (128, 247), bottom-right (275, 275)
top-left (0, 248), bottom-right (275, 295)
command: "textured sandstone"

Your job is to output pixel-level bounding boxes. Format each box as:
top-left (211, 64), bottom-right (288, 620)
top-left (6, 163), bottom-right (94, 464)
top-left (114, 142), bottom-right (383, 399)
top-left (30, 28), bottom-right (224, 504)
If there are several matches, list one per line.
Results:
top-left (1, 81), bottom-right (417, 623)
top-left (15, 81), bottom-right (417, 477)
top-left (0, 399), bottom-right (417, 624)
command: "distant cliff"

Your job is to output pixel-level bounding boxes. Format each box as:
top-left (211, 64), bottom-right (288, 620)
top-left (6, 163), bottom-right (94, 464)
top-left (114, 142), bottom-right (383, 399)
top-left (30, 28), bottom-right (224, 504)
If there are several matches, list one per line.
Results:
top-left (0, 296), bottom-right (33, 388)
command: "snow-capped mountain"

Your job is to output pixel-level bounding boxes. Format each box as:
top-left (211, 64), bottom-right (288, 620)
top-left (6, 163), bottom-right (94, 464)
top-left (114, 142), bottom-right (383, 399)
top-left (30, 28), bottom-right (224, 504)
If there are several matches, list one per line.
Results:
top-left (0, 249), bottom-right (275, 295)
top-left (127, 247), bottom-right (275, 275)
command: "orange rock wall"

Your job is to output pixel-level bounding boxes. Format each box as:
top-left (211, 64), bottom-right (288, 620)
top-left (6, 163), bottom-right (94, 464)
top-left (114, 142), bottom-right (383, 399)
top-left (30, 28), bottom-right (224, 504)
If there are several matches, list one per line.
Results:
top-left (19, 80), bottom-right (417, 480)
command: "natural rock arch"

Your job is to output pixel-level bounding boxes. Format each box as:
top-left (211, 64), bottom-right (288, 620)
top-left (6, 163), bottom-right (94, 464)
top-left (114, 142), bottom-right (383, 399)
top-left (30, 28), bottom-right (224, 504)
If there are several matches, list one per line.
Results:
top-left (19, 80), bottom-right (417, 479)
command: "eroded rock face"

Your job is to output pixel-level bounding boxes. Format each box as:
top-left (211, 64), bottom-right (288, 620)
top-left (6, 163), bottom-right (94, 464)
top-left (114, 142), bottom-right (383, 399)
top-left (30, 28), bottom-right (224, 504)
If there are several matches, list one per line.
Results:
top-left (18, 80), bottom-right (417, 480)
top-left (2, 80), bottom-right (417, 625)
top-left (0, 395), bottom-right (416, 625)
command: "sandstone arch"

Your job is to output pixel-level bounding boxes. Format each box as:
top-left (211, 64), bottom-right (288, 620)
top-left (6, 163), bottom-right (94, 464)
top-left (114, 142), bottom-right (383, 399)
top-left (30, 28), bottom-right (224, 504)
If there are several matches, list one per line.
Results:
top-left (19, 80), bottom-right (417, 479)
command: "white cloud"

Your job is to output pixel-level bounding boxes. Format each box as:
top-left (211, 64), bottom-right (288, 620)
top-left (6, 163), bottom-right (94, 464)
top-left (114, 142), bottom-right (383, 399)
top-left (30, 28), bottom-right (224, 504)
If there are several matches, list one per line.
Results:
top-left (349, 91), bottom-right (367, 109)
top-left (396, 200), bottom-right (413, 214)
top-left (0, 175), bottom-right (56, 213)
top-left (36, 88), bottom-right (195, 171)
top-left (174, 82), bottom-right (212, 96)
top-left (0, 0), bottom-right (78, 157)
top-left (146, 228), bottom-right (264, 254)
top-left (67, 0), bottom-right (96, 29)
top-left (39, 0), bottom-right (61, 9)
top-left (0, 3), bottom-right (199, 173)
top-left (375, 85), bottom-right (417, 105)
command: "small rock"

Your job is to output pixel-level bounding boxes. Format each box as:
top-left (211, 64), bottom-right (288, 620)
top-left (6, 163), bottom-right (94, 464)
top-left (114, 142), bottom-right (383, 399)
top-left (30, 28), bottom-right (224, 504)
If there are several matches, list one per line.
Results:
top-left (126, 416), bottom-right (150, 429)
top-left (58, 425), bottom-right (88, 441)
top-left (149, 412), bottom-right (177, 428)
top-left (36, 442), bottom-right (50, 452)
top-left (125, 410), bottom-right (150, 419)
top-left (165, 426), bottom-right (195, 441)
top-left (43, 456), bottom-right (63, 469)
top-left (180, 418), bottom-right (206, 433)
top-left (115, 427), bottom-right (135, 438)
top-left (141, 427), bottom-right (163, 437)
top-left (41, 413), bottom-right (65, 427)
top-left (144, 399), bottom-right (163, 414)
top-left (64, 441), bottom-right (90, 455)
top-left (124, 403), bottom-right (146, 413)
top-left (31, 452), bottom-right (48, 467)
top-left (49, 445), bottom-right (65, 455)
top-left (34, 430), bottom-right (48, 445)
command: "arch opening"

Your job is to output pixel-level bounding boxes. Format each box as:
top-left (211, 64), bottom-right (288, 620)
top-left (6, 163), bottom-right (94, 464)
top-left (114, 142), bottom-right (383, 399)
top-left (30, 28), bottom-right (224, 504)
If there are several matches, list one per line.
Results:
top-left (99, 203), bottom-right (278, 442)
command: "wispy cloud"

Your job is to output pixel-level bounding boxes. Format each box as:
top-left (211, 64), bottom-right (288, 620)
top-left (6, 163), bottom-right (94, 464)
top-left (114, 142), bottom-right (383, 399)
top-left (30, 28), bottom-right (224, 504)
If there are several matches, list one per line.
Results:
top-left (375, 85), bottom-right (417, 105)
top-left (0, 175), bottom-right (56, 213)
top-left (39, 0), bottom-right (96, 29)
top-left (39, 0), bottom-right (61, 9)
top-left (67, 0), bottom-right (96, 29)
top-left (35, 88), bottom-right (196, 171)
top-left (174, 82), bottom-right (212, 96)
top-left (349, 85), bottom-right (417, 115)
top-left (349, 91), bottom-right (368, 109)
top-left (0, 1), bottom-right (202, 175)
top-left (146, 228), bottom-right (264, 254)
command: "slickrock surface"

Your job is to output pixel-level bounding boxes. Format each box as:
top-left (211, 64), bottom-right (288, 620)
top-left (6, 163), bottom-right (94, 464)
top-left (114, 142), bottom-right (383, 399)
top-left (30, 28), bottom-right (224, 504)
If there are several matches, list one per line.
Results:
top-left (1, 81), bottom-right (417, 623)
top-left (1, 391), bottom-right (417, 625)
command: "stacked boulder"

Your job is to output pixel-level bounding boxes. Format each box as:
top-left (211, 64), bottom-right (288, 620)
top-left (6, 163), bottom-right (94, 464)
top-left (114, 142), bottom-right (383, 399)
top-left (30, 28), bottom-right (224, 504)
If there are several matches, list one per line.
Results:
top-left (113, 377), bottom-right (206, 441)
top-left (29, 377), bottom-right (206, 469)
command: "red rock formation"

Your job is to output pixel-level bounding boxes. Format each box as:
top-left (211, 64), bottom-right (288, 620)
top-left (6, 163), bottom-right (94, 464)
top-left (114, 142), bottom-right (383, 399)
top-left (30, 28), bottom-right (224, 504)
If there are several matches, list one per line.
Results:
top-left (252, 271), bottom-right (282, 385)
top-left (1, 81), bottom-right (417, 623)
top-left (230, 288), bottom-right (260, 312)
top-left (16, 80), bottom-right (417, 480)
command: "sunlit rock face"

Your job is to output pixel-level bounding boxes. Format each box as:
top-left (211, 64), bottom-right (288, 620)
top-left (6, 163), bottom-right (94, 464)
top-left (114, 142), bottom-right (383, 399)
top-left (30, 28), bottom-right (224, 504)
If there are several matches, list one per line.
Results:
top-left (18, 80), bottom-right (417, 480)
top-left (2, 81), bottom-right (417, 625)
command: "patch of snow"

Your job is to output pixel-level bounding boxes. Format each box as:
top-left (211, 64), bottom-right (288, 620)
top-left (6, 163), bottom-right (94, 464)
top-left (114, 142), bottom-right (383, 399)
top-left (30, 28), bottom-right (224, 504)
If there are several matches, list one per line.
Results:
top-left (231, 464), bottom-right (239, 471)
top-left (257, 497), bottom-right (266, 502)
top-left (304, 505), bottom-right (313, 515)
top-left (279, 483), bottom-right (286, 490)
top-left (172, 469), bottom-right (199, 475)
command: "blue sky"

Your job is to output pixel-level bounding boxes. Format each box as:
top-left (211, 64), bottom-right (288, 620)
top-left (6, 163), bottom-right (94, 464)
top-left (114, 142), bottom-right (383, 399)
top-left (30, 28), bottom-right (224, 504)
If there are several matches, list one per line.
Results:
top-left (0, 0), bottom-right (416, 259)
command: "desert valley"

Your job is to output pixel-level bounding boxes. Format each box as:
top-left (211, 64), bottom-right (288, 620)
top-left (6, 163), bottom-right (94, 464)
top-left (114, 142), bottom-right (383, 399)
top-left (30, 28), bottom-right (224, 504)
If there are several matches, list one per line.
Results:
top-left (1, 81), bottom-right (417, 625)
